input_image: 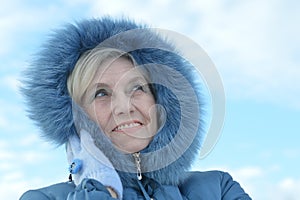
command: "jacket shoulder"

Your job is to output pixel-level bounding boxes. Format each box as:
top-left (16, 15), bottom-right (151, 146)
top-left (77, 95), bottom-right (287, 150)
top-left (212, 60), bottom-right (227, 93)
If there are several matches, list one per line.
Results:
top-left (179, 171), bottom-right (251, 200)
top-left (20, 182), bottom-right (75, 200)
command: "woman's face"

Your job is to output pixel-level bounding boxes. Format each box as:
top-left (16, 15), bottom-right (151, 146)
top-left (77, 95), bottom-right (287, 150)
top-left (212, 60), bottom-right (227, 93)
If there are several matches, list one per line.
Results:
top-left (83, 57), bottom-right (158, 153)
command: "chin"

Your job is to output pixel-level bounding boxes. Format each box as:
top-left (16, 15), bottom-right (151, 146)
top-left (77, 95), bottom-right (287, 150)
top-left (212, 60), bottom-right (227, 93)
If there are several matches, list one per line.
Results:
top-left (117, 144), bottom-right (149, 154)
top-left (112, 137), bottom-right (152, 153)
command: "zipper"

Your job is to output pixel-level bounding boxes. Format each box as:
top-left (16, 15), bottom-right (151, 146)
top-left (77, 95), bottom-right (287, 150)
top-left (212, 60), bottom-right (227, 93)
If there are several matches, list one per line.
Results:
top-left (133, 152), bottom-right (142, 180)
top-left (134, 153), bottom-right (156, 199)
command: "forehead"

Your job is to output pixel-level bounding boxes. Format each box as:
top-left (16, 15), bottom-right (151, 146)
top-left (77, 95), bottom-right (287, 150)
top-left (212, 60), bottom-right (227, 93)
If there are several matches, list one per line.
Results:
top-left (93, 57), bottom-right (146, 86)
top-left (99, 57), bottom-right (134, 75)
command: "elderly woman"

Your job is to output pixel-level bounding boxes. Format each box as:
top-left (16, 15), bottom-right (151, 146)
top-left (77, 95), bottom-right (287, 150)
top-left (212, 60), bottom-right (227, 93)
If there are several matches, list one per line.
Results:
top-left (20, 17), bottom-right (251, 199)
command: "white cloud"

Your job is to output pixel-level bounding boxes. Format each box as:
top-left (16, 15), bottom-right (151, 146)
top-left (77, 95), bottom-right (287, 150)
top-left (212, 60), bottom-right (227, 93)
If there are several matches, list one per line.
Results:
top-left (0, 75), bottom-right (20, 92)
top-left (19, 133), bottom-right (41, 146)
top-left (188, 0), bottom-right (300, 108)
top-left (0, 115), bottom-right (8, 129)
top-left (3, 0), bottom-right (298, 108)
top-left (0, 0), bottom-right (90, 57)
top-left (0, 140), bottom-right (8, 148)
top-left (282, 148), bottom-right (300, 159)
top-left (0, 137), bottom-right (66, 199)
top-left (234, 167), bottom-right (300, 200)
top-left (0, 99), bottom-right (25, 131)
top-left (20, 150), bottom-right (49, 163)
top-left (234, 166), bottom-right (263, 179)
top-left (0, 172), bottom-right (45, 199)
top-left (0, 150), bottom-right (14, 160)
top-left (267, 178), bottom-right (300, 200)
top-left (85, 0), bottom-right (300, 109)
top-left (2, 171), bottom-right (24, 182)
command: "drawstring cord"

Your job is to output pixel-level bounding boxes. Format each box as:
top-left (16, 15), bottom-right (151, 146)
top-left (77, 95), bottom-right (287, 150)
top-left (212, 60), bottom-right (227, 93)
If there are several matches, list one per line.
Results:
top-left (137, 180), bottom-right (154, 200)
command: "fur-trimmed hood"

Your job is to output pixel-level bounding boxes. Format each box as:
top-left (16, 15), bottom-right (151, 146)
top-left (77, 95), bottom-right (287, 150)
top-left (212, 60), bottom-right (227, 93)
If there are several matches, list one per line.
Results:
top-left (22, 17), bottom-right (208, 186)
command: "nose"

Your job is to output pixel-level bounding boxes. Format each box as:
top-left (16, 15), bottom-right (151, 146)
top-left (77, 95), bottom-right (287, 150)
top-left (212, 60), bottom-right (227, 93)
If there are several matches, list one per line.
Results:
top-left (112, 92), bottom-right (135, 116)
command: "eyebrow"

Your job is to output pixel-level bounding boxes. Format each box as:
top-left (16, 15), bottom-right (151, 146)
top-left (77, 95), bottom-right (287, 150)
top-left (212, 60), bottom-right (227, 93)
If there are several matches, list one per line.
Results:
top-left (93, 82), bottom-right (111, 89)
top-left (127, 76), bottom-right (148, 85)
top-left (92, 76), bottom-right (148, 89)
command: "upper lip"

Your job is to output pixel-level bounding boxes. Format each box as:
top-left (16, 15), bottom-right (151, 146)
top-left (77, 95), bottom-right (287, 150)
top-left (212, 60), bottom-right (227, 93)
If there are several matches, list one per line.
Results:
top-left (112, 120), bottom-right (143, 131)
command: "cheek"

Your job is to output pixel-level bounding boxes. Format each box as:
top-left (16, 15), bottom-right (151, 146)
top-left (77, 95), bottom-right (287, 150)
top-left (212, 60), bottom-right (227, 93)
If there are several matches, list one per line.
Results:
top-left (95, 109), bottom-right (110, 130)
top-left (137, 96), bottom-right (157, 120)
top-left (85, 102), bottom-right (110, 129)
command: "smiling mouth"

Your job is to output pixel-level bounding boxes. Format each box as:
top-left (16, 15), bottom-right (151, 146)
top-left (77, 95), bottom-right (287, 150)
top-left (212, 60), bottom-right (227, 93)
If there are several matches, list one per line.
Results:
top-left (113, 122), bottom-right (143, 131)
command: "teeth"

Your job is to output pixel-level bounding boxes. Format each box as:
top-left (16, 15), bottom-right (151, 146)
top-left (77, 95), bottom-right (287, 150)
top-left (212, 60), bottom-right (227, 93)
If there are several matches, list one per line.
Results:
top-left (115, 123), bottom-right (141, 131)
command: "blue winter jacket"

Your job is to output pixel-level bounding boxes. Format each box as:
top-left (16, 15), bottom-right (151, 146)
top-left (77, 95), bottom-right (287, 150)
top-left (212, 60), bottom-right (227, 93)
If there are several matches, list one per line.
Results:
top-left (20, 171), bottom-right (250, 200)
top-left (20, 17), bottom-right (251, 199)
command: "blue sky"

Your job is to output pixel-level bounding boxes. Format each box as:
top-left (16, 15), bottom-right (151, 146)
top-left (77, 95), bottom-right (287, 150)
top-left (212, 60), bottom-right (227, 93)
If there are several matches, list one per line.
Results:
top-left (0, 0), bottom-right (299, 199)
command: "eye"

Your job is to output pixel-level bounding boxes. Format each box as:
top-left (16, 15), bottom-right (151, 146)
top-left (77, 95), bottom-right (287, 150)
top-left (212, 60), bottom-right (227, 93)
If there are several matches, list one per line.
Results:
top-left (132, 84), bottom-right (145, 92)
top-left (131, 83), bottom-right (151, 95)
top-left (95, 88), bottom-right (109, 98)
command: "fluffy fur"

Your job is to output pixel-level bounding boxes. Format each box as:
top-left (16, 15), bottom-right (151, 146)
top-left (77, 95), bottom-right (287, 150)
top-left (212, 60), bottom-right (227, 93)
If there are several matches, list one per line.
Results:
top-left (21, 17), bottom-right (209, 186)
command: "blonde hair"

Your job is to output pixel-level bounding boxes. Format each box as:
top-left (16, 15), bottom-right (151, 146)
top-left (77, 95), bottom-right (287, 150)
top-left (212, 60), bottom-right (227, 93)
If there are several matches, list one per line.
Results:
top-left (67, 47), bottom-right (133, 105)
